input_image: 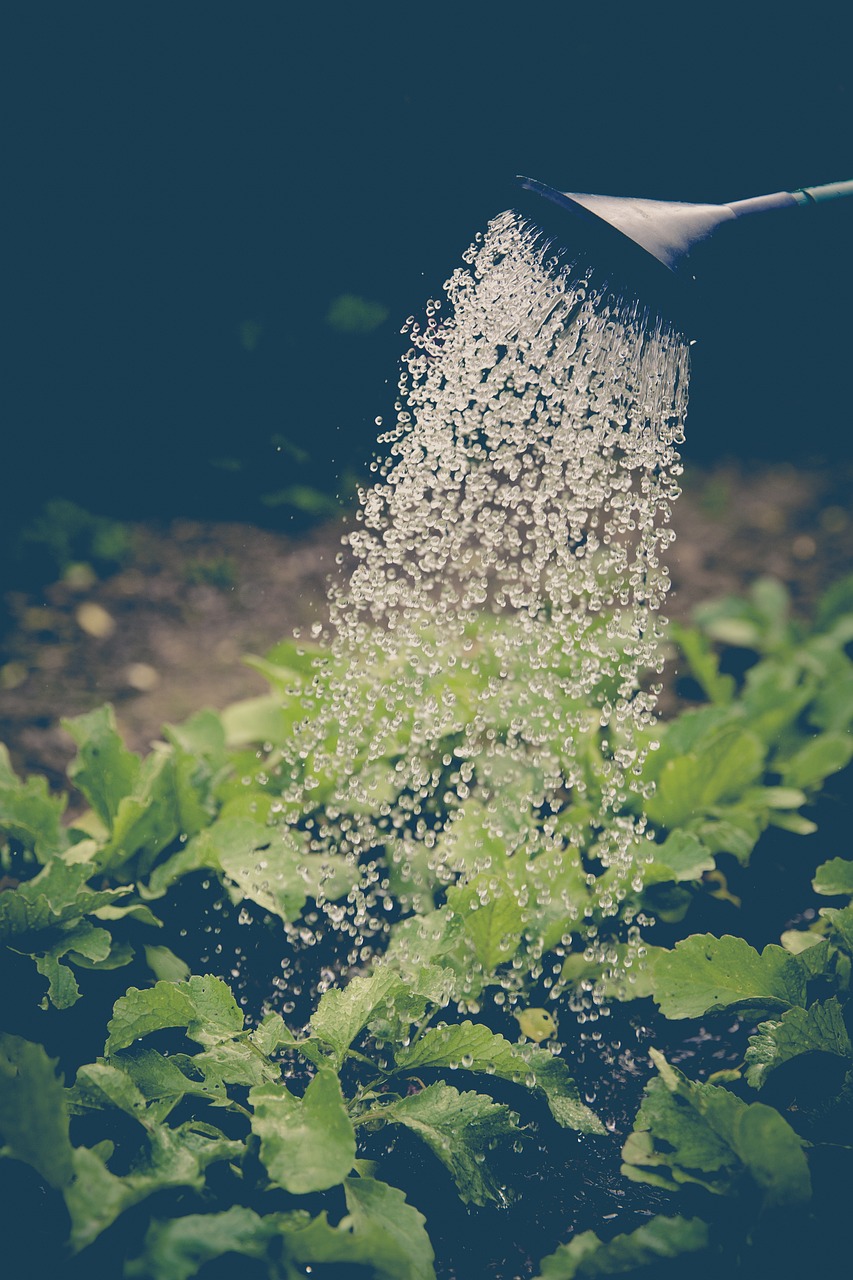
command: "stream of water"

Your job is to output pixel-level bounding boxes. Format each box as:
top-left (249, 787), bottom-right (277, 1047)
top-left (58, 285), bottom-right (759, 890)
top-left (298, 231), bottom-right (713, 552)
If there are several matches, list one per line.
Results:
top-left (284, 208), bottom-right (689, 1007)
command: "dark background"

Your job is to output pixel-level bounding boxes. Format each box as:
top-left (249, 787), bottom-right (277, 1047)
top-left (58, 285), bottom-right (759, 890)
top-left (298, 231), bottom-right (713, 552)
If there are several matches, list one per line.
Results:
top-left (3, 4), bottom-right (851, 558)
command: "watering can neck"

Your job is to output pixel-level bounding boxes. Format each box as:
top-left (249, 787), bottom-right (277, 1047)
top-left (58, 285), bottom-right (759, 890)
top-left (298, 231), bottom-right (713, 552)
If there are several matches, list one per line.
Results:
top-left (516, 175), bottom-right (853, 278)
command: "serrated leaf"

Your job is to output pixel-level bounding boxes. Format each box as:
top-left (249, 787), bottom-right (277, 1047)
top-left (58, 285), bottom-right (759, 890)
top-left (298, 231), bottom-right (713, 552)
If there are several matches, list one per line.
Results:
top-left (311, 967), bottom-right (422, 1069)
top-left (813, 857), bottom-right (853, 897)
top-left (533, 1215), bottom-right (710, 1278)
top-left (0, 1034), bottom-right (74, 1188)
top-left (113, 1048), bottom-right (229, 1120)
top-left (99, 745), bottom-right (212, 874)
top-left (62, 704), bottom-right (140, 828)
top-left (745, 998), bottom-right (853, 1089)
top-left (285, 1177), bottom-right (436, 1280)
top-left (395, 1020), bottom-right (604, 1133)
top-left (217, 826), bottom-right (355, 921)
top-left (377, 1081), bottom-right (517, 1205)
top-left (622, 1050), bottom-right (811, 1208)
top-left (250, 1067), bottom-right (356, 1194)
top-left (649, 934), bottom-right (813, 1019)
top-left (250, 1011), bottom-right (297, 1056)
top-left (31, 921), bottom-right (115, 1008)
top-left (105, 976), bottom-right (243, 1053)
top-left (446, 873), bottom-right (523, 971)
top-left (0, 858), bottom-right (127, 940)
top-left (0, 743), bottom-right (68, 861)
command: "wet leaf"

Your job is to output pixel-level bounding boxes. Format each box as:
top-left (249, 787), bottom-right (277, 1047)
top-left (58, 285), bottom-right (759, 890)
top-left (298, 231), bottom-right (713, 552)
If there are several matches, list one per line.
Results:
top-left (745, 997), bottom-right (853, 1089)
top-left (649, 933), bottom-right (817, 1019)
top-left (0, 1034), bottom-right (74, 1188)
top-left (622, 1050), bottom-right (811, 1207)
top-left (105, 976), bottom-right (243, 1053)
top-left (250, 1067), bottom-right (356, 1194)
top-left (395, 1020), bottom-right (604, 1133)
top-left (534, 1214), bottom-right (709, 1278)
top-left (377, 1082), bottom-right (518, 1205)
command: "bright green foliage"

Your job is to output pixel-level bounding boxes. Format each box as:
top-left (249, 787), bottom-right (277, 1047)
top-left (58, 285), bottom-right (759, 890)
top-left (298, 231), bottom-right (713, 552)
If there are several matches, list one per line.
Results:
top-left (534, 1215), bottom-right (710, 1278)
top-left (0, 857), bottom-right (126, 939)
top-left (0, 1034), bottom-right (74, 1187)
top-left (445, 872), bottom-right (524, 971)
top-left (813, 856), bottom-right (853, 897)
top-left (646, 933), bottom-right (826, 1019)
top-left (745, 998), bottom-right (853, 1089)
top-left (622, 1050), bottom-right (811, 1208)
top-left (376, 1082), bottom-right (518, 1205)
top-left (310, 965), bottom-right (450, 1068)
top-left (0, 743), bottom-right (67, 861)
top-left (3, 576), bottom-right (853, 1276)
top-left (395, 1020), bottom-right (604, 1133)
top-left (250, 1067), bottom-right (356, 1194)
top-left (643, 724), bottom-right (765, 828)
top-left (105, 975), bottom-right (244, 1052)
top-left (286, 1177), bottom-right (436, 1280)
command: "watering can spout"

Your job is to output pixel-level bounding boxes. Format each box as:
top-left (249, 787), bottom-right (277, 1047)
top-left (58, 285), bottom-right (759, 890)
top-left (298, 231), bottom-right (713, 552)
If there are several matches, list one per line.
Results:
top-left (516, 175), bottom-right (853, 277)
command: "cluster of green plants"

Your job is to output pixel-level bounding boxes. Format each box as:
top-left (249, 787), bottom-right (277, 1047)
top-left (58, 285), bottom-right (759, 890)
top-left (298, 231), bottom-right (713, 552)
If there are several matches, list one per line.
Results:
top-left (2, 575), bottom-right (853, 1277)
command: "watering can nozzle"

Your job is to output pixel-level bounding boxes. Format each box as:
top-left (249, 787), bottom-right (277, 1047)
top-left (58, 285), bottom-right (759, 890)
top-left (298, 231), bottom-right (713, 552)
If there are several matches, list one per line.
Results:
top-left (515, 175), bottom-right (853, 277)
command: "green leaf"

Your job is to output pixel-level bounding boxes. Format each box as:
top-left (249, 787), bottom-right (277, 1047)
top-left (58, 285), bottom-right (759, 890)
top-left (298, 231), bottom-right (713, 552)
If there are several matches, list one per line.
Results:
top-left (0, 743), bottom-right (67, 861)
top-left (745, 998), bottom-right (853, 1089)
top-left (0, 858), bottom-right (127, 940)
top-left (780, 732), bottom-right (853, 790)
top-left (64, 1121), bottom-right (240, 1253)
top-left (622, 1050), bottom-right (811, 1207)
top-left (250, 1011), bottom-right (297, 1056)
top-left (395, 1020), bottom-right (604, 1133)
top-left (0, 1034), bottom-right (74, 1188)
top-left (250, 1066), bottom-right (356, 1194)
top-left (646, 1051), bottom-right (812, 1197)
top-left (644, 830), bottom-right (715, 884)
top-left (99, 745), bottom-right (212, 873)
top-left (311, 966), bottom-right (444, 1069)
top-left (533, 1215), bottom-right (710, 1278)
top-left (126, 1206), bottom-right (278, 1280)
top-left (144, 944), bottom-right (191, 982)
top-left (113, 1048), bottom-right (229, 1119)
top-left (376, 1082), bottom-right (518, 1205)
top-left (670, 622), bottom-right (735, 705)
top-left (821, 905), bottom-right (853, 953)
top-left (644, 726), bottom-right (766, 828)
top-left (32, 921), bottom-right (115, 1008)
top-left (648, 934), bottom-right (814, 1019)
top-left (446, 873), bottom-right (523, 971)
top-left (105, 976), bottom-right (243, 1053)
top-left (62, 704), bottom-right (140, 828)
top-left (285, 1177), bottom-right (436, 1280)
top-left (813, 857), bottom-right (853, 897)
top-left (216, 826), bottom-right (354, 920)
top-left (68, 1061), bottom-right (150, 1124)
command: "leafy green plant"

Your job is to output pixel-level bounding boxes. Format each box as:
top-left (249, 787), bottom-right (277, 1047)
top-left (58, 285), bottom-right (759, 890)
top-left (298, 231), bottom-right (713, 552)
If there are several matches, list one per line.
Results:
top-left (2, 574), bottom-right (853, 1276)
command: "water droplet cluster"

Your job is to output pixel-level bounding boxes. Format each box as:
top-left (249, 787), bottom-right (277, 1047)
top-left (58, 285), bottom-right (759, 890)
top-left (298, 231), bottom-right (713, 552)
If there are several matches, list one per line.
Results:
top-left (281, 210), bottom-right (688, 1002)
